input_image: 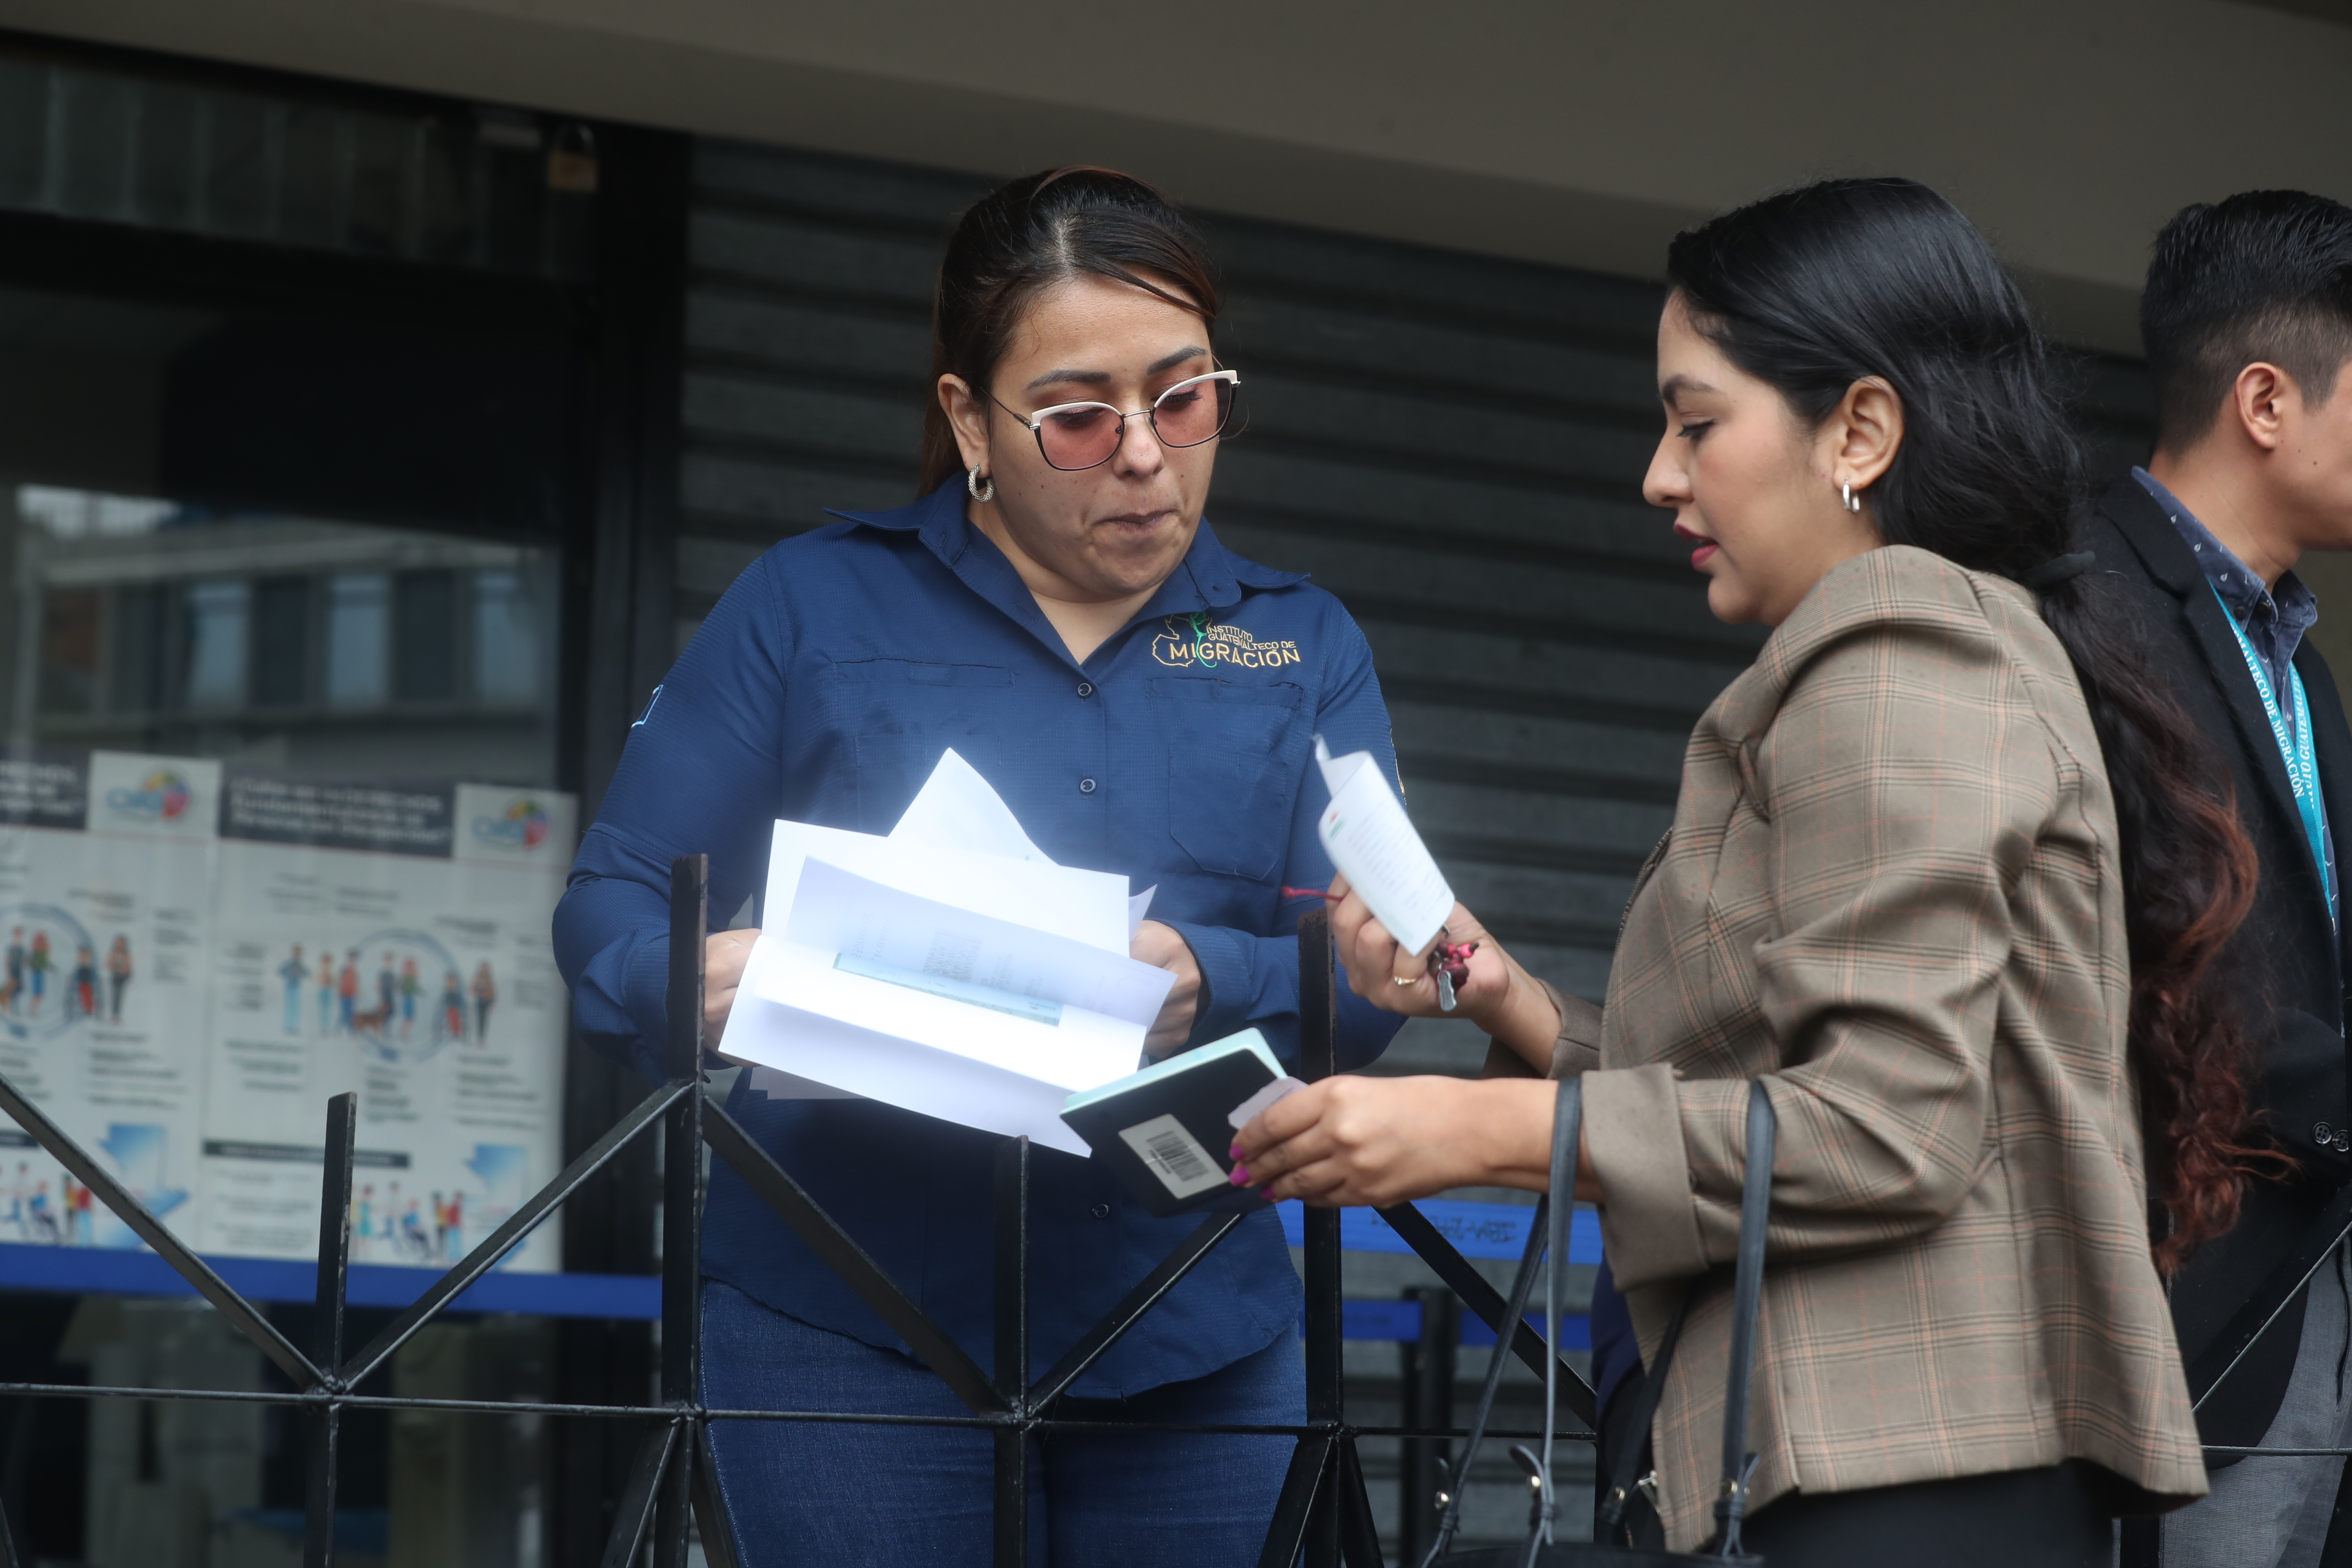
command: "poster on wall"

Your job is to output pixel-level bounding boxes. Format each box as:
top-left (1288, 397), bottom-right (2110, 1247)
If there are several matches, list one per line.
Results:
top-left (195, 774), bottom-right (577, 1272)
top-left (0, 751), bottom-right (220, 1252)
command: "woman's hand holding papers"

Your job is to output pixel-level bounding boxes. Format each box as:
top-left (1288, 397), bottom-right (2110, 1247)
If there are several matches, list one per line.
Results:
top-left (1326, 876), bottom-right (1563, 1069)
top-left (702, 928), bottom-right (760, 1034)
top-left (1131, 920), bottom-right (1204, 1058)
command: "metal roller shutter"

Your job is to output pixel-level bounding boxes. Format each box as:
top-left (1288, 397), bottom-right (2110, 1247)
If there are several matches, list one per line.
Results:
top-left (677, 141), bottom-right (2153, 1074)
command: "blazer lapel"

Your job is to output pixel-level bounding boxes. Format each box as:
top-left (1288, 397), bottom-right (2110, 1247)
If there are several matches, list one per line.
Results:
top-left (2294, 642), bottom-right (2352, 992)
top-left (2101, 482), bottom-right (2319, 906)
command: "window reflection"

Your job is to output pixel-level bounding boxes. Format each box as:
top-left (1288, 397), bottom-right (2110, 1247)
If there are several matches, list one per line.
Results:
top-left (474, 568), bottom-right (540, 705)
top-left (181, 579), bottom-right (249, 709)
top-left (326, 572), bottom-right (389, 707)
top-left (6, 486), bottom-right (558, 783)
top-left (392, 569), bottom-right (458, 702)
top-left (251, 576), bottom-right (309, 708)
top-left (37, 587), bottom-right (100, 715)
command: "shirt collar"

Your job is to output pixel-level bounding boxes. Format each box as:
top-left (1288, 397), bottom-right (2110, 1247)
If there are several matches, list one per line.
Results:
top-left (827, 482), bottom-right (1307, 623)
top-left (2133, 466), bottom-right (2318, 637)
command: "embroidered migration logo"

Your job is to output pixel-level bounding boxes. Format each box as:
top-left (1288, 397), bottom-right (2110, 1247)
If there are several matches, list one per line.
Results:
top-left (1150, 615), bottom-right (1302, 671)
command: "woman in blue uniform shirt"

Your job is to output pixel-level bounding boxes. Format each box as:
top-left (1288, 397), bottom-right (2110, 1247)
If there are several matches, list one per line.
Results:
top-left (554, 167), bottom-right (1405, 1564)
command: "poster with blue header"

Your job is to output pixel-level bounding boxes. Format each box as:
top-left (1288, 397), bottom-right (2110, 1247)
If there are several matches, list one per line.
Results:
top-left (194, 773), bottom-right (576, 1271)
top-left (0, 750), bottom-right (220, 1253)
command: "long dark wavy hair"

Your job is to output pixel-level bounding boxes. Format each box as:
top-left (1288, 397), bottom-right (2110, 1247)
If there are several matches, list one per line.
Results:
top-left (918, 167), bottom-right (1222, 496)
top-left (1668, 178), bottom-right (2266, 1269)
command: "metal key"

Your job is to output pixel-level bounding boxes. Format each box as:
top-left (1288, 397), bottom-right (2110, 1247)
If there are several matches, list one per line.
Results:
top-left (1436, 966), bottom-right (1458, 1013)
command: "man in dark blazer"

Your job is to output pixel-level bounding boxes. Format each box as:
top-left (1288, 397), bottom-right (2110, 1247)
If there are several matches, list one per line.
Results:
top-left (2085, 190), bottom-right (2352, 1568)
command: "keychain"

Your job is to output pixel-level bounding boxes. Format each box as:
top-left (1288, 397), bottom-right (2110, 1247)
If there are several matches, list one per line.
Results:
top-left (1427, 933), bottom-right (1478, 1013)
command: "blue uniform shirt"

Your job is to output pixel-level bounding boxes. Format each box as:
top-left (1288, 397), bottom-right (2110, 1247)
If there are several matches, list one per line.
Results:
top-left (555, 481), bottom-right (1406, 1396)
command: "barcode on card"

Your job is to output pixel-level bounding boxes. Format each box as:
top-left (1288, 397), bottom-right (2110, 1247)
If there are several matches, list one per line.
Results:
top-left (1116, 1114), bottom-right (1230, 1200)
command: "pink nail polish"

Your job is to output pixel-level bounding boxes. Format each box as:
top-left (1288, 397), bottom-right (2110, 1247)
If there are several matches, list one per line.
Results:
top-left (1228, 1142), bottom-right (1246, 1160)
top-left (1228, 1165), bottom-right (1251, 1185)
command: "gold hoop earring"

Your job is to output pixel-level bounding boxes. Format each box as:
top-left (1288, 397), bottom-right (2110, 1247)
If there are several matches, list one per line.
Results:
top-left (967, 466), bottom-right (995, 503)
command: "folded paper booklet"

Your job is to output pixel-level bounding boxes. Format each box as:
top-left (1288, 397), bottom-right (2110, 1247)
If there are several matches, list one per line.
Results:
top-left (714, 750), bottom-right (1168, 1155)
top-left (1060, 1029), bottom-right (1306, 1217)
top-left (1314, 735), bottom-right (1454, 955)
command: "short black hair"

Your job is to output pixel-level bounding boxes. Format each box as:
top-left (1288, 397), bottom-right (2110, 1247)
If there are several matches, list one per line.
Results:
top-left (2142, 190), bottom-right (2352, 452)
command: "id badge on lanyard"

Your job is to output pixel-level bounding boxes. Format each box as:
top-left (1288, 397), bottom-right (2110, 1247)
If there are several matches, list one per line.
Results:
top-left (2214, 583), bottom-right (2338, 927)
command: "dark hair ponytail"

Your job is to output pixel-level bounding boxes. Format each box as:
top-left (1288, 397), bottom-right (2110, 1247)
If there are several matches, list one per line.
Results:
top-left (919, 166), bottom-right (1221, 496)
top-left (1668, 178), bottom-right (2265, 1269)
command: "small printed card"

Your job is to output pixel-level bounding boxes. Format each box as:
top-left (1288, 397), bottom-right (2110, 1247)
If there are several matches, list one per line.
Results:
top-left (1313, 735), bottom-right (1453, 956)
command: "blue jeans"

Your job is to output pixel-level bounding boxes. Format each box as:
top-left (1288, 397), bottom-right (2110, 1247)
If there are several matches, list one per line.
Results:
top-left (701, 1280), bottom-right (1304, 1566)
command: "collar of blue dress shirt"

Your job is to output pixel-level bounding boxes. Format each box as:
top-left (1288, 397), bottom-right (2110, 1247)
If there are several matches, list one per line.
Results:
top-left (2134, 466), bottom-right (2319, 660)
top-left (827, 482), bottom-right (1307, 650)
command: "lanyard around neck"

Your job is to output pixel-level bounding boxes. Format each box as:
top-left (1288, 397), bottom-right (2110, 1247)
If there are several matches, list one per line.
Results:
top-left (2212, 582), bottom-right (2337, 925)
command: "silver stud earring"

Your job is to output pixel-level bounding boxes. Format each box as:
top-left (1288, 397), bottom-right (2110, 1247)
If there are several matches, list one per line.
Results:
top-left (967, 465), bottom-right (995, 503)
top-left (1841, 481), bottom-right (1861, 514)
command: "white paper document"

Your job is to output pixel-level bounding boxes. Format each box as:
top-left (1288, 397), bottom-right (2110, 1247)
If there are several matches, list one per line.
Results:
top-left (1314, 734), bottom-right (1454, 956)
top-left (715, 753), bottom-right (1171, 1153)
top-left (886, 747), bottom-right (1051, 864)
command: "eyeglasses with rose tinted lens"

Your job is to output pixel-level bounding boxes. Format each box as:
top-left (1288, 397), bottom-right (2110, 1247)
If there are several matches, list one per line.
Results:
top-left (995, 370), bottom-right (1239, 472)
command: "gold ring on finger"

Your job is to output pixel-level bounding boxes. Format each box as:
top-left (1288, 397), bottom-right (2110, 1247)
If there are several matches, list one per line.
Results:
top-left (1391, 974), bottom-right (1421, 988)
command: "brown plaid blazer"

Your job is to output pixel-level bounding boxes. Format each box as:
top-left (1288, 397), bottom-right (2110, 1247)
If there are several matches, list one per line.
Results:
top-left (1569, 546), bottom-right (2205, 1546)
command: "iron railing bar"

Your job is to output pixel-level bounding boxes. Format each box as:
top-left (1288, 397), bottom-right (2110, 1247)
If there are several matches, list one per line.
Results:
top-left (1297, 908), bottom-right (1344, 1568)
top-left (337, 1077), bottom-right (691, 1386)
top-left (1333, 1438), bottom-right (1385, 1568)
top-left (1254, 1434), bottom-right (1332, 1568)
top-left (312, 1092), bottom-right (358, 1372)
top-left (656, 1414), bottom-right (695, 1568)
top-left (692, 1424), bottom-right (743, 1568)
top-left (1024, 1213), bottom-right (1244, 1410)
top-left (302, 1396), bottom-right (341, 1568)
top-left (0, 1380), bottom-right (1592, 1439)
top-left (2189, 1181), bottom-right (2352, 1410)
top-left (701, 1099), bottom-right (1005, 1415)
top-left (0, 1066), bottom-right (320, 1387)
top-left (0, 1472), bottom-right (19, 1568)
top-left (995, 1136), bottom-right (1030, 1405)
top-left (993, 1134), bottom-right (1032, 1568)
top-left (600, 1420), bottom-right (679, 1568)
top-left (304, 1091), bottom-right (358, 1568)
top-left (1377, 1200), bottom-right (1599, 1428)
top-left (655, 856), bottom-right (709, 1568)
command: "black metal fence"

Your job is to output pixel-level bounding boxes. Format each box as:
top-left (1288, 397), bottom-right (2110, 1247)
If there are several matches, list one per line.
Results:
top-left (0, 856), bottom-right (1599, 1568)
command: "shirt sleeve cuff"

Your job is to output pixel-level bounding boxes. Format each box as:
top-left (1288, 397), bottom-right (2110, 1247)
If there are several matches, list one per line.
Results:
top-left (1584, 1063), bottom-right (1709, 1292)
top-left (623, 932), bottom-right (672, 1080)
top-left (1162, 920), bottom-right (1245, 1047)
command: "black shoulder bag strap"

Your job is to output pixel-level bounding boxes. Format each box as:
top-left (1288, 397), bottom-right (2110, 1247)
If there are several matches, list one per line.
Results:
top-left (1414, 1081), bottom-right (1566, 1568)
top-left (1712, 1081), bottom-right (1776, 1557)
top-left (1594, 1083), bottom-right (1776, 1554)
top-left (1419, 1078), bottom-right (1775, 1568)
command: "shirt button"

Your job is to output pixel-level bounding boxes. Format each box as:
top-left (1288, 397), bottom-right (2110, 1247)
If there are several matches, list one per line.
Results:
top-left (2317, 1122), bottom-right (2334, 1145)
top-left (1078, 777), bottom-right (1097, 795)
top-left (1090, 1203), bottom-right (1110, 1220)
top-left (1076, 681), bottom-right (1095, 698)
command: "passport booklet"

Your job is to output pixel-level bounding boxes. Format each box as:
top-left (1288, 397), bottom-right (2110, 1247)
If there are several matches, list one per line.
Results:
top-left (1060, 1029), bottom-right (1305, 1217)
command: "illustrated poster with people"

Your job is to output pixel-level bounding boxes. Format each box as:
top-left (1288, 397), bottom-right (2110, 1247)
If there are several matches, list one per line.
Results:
top-left (193, 774), bottom-right (576, 1271)
top-left (0, 751), bottom-right (220, 1251)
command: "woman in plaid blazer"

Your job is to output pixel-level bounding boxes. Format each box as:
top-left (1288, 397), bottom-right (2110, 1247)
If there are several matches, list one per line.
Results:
top-left (1234, 181), bottom-right (2265, 1564)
